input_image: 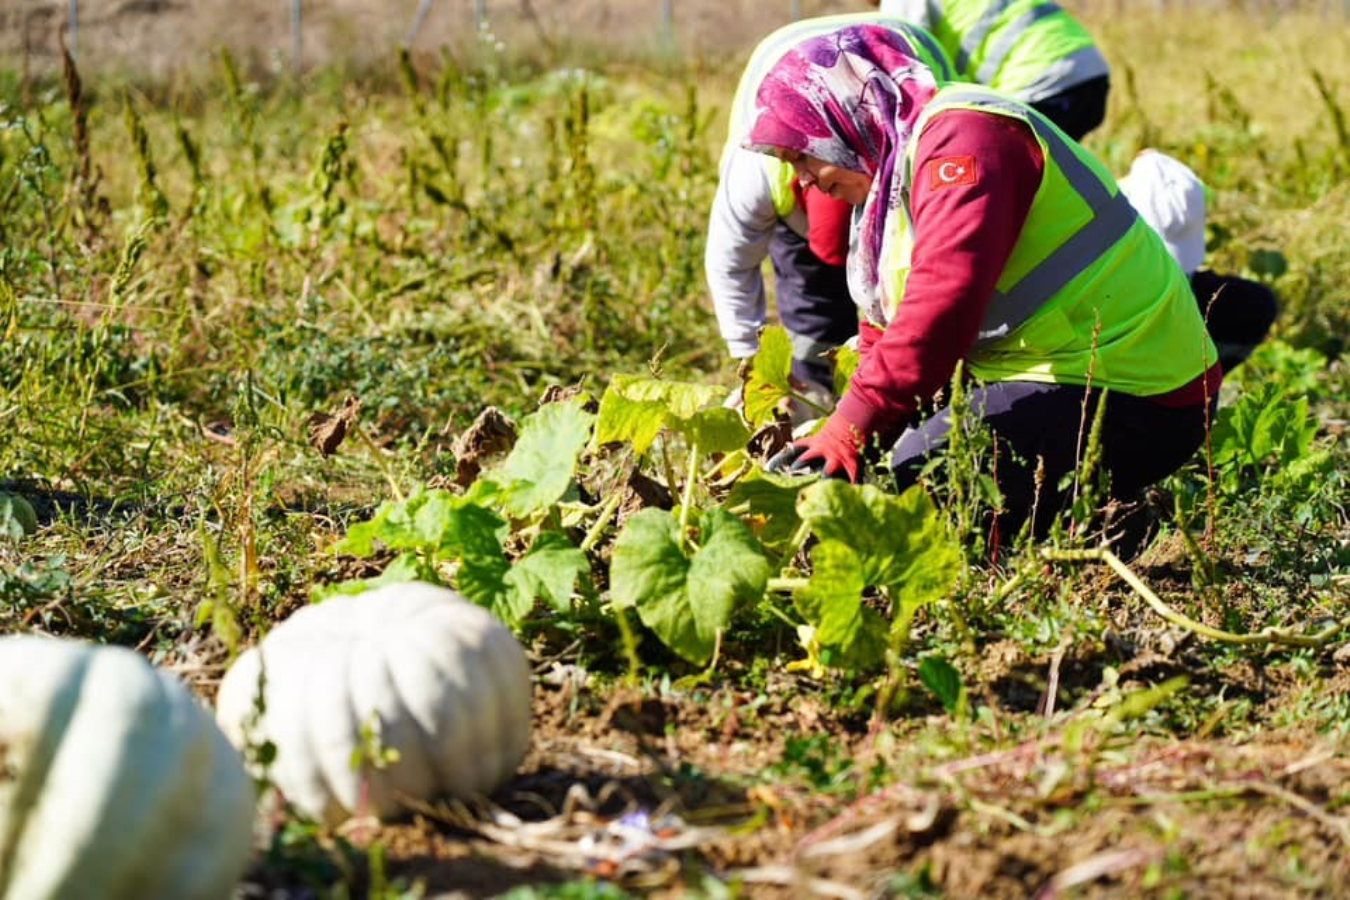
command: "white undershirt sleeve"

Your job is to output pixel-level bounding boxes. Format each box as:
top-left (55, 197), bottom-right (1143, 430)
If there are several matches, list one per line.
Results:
top-left (704, 148), bottom-right (780, 359)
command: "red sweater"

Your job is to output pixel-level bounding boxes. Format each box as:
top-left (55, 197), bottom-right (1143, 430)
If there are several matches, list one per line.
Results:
top-left (830, 109), bottom-right (1220, 444)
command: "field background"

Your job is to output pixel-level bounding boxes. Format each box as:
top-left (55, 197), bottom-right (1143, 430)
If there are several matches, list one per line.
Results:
top-left (3, 0), bottom-right (1350, 898)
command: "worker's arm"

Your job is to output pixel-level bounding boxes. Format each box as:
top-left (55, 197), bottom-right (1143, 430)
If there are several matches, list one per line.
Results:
top-left (705, 148), bottom-right (780, 359)
top-left (834, 109), bottom-right (1045, 445)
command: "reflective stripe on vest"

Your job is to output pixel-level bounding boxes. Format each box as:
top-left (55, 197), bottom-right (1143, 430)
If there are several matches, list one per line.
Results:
top-left (956, 1), bottom-right (1059, 72)
top-left (901, 21), bottom-right (958, 82)
top-left (896, 86), bottom-right (1215, 394)
top-left (903, 88), bottom-right (1132, 346)
top-left (927, 89), bottom-right (1138, 347)
top-left (975, 3), bottom-right (1065, 84)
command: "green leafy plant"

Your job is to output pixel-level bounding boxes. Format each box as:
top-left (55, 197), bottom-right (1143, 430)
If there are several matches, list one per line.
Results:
top-left (786, 481), bottom-right (963, 671)
top-left (609, 506), bottom-right (771, 666)
top-left (324, 400), bottom-right (596, 625)
top-left (1209, 380), bottom-right (1321, 495)
top-left (0, 493), bottom-right (37, 540)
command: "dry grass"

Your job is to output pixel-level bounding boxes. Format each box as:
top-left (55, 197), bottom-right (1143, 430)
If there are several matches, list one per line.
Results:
top-left (6, 0), bottom-right (1345, 82)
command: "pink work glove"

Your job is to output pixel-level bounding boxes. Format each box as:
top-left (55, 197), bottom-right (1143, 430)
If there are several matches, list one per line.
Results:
top-left (766, 414), bottom-right (867, 483)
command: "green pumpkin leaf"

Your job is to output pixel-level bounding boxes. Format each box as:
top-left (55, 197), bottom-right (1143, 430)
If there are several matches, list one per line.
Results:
top-left (610, 507), bottom-right (771, 665)
top-left (595, 382), bottom-right (670, 456)
top-left (725, 468), bottom-right (806, 550)
top-left (672, 406), bottom-right (751, 456)
top-left (607, 375), bottom-right (722, 418)
top-left (457, 547), bottom-right (518, 624)
top-left (741, 326), bottom-right (794, 427)
top-left (595, 375), bottom-right (734, 456)
top-left (798, 480), bottom-right (960, 619)
top-left (831, 343), bottom-right (860, 398)
top-left (494, 400), bottom-right (595, 517)
top-left (793, 540), bottom-right (887, 670)
top-left (334, 494), bottom-right (415, 557)
top-left (504, 531), bottom-right (591, 614)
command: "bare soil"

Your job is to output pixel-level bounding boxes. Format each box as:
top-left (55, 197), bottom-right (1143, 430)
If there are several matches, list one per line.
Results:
top-left (230, 543), bottom-right (1350, 898)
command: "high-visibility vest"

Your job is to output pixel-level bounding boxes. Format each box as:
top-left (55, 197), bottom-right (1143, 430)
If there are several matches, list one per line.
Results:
top-left (879, 85), bottom-right (1216, 396)
top-left (721, 14), bottom-right (957, 221)
top-left (921, 0), bottom-right (1102, 100)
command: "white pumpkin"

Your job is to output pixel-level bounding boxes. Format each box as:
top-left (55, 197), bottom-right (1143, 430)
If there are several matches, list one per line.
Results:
top-left (0, 635), bottom-right (256, 900)
top-left (215, 581), bottom-right (533, 826)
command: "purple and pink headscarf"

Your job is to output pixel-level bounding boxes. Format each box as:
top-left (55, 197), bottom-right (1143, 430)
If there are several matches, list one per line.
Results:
top-left (744, 25), bottom-right (939, 321)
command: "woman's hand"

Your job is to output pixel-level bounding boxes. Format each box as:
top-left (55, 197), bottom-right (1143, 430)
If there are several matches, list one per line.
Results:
top-left (765, 414), bottom-right (866, 482)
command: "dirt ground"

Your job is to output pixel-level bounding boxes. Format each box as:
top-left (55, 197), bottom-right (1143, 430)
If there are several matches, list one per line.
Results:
top-left (232, 542), bottom-right (1350, 898)
top-left (240, 668), bottom-right (1350, 898)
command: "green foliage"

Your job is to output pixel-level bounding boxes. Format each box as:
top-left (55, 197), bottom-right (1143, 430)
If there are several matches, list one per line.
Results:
top-left (610, 507), bottom-right (771, 666)
top-left (0, 493), bottom-right (37, 539)
top-left (497, 881), bottom-right (630, 900)
top-left (917, 656), bottom-right (965, 716)
top-left (505, 531), bottom-right (592, 616)
top-left (785, 482), bottom-right (962, 671)
top-left (0, 554), bottom-right (71, 609)
top-left (741, 326), bottom-right (795, 427)
top-left (767, 734), bottom-right (858, 793)
top-left (493, 400), bottom-right (595, 518)
top-left (1226, 339), bottom-right (1327, 400)
top-left (831, 343), bottom-right (861, 398)
top-left (594, 375), bottom-right (738, 456)
top-left (792, 540), bottom-right (887, 670)
top-left (724, 468), bottom-right (806, 552)
top-left (1210, 381), bottom-right (1320, 494)
top-left (326, 483), bottom-right (590, 626)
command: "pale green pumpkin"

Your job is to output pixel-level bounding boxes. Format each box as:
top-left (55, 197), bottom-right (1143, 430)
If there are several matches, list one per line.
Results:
top-left (0, 636), bottom-right (255, 900)
top-left (215, 581), bottom-right (533, 826)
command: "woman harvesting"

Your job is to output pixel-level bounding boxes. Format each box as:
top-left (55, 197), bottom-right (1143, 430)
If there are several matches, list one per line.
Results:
top-left (754, 25), bottom-right (1220, 539)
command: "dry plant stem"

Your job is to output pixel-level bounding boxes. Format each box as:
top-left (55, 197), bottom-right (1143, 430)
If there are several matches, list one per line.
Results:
top-left (1041, 548), bottom-right (1349, 648)
top-left (350, 422), bottom-right (405, 502)
top-left (1175, 496), bottom-right (1218, 585)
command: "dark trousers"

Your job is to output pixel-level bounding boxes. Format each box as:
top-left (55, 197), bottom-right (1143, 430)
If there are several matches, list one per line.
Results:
top-left (1030, 75), bottom-right (1111, 142)
top-left (770, 223), bottom-right (858, 389)
top-left (890, 381), bottom-right (1212, 538)
top-left (1192, 269), bottom-right (1278, 371)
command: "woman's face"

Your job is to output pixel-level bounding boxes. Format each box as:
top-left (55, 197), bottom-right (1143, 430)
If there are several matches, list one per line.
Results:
top-left (780, 150), bottom-right (873, 206)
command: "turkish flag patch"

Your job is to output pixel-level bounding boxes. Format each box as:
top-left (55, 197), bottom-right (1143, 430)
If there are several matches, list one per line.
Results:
top-left (926, 155), bottom-right (978, 190)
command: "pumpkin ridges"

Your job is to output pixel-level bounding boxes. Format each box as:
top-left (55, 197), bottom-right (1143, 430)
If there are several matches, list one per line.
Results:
top-left (150, 718), bottom-right (255, 899)
top-left (214, 583), bottom-right (533, 826)
top-left (306, 628), bottom-right (365, 823)
top-left (0, 637), bottom-right (253, 900)
top-left (371, 609), bottom-right (441, 811)
top-left (0, 640), bottom-right (91, 897)
top-left (108, 672), bottom-right (248, 900)
top-left (485, 626), bottom-right (534, 790)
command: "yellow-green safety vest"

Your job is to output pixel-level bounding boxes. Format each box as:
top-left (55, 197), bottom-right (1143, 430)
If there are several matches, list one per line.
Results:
top-left (924, 0), bottom-right (1100, 98)
top-left (722, 14), bottom-right (957, 219)
top-left (881, 85), bottom-right (1216, 396)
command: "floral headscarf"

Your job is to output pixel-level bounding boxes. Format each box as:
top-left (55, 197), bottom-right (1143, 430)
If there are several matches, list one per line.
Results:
top-left (744, 25), bottom-right (938, 321)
